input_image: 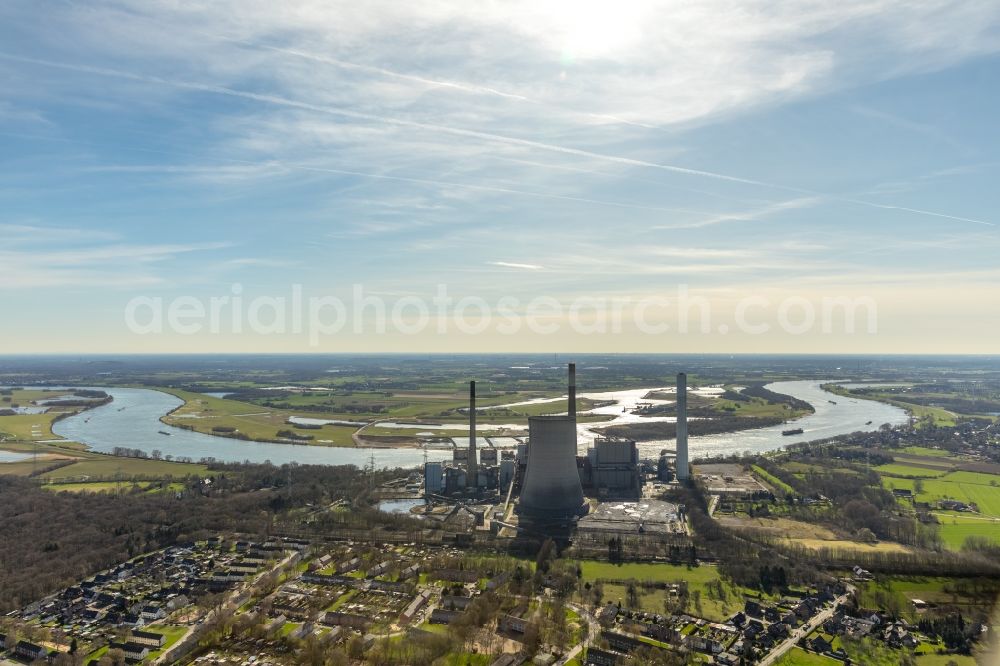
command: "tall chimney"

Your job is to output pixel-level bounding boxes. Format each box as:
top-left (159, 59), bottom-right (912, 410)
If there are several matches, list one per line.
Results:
top-left (468, 380), bottom-right (478, 488)
top-left (676, 372), bottom-right (689, 480)
top-left (568, 363), bottom-right (577, 419)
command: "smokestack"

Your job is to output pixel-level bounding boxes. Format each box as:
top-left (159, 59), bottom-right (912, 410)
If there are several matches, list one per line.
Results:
top-left (676, 372), bottom-right (689, 481)
top-left (468, 381), bottom-right (478, 488)
top-left (568, 363), bottom-right (577, 419)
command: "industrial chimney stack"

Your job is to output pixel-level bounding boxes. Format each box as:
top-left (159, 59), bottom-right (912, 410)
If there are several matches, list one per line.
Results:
top-left (568, 362), bottom-right (577, 419)
top-left (468, 380), bottom-right (478, 488)
top-left (676, 372), bottom-right (690, 480)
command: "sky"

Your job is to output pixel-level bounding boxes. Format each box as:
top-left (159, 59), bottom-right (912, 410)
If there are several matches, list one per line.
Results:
top-left (1, 0), bottom-right (999, 354)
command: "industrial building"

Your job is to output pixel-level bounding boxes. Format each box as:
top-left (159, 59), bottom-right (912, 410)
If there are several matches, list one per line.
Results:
top-left (423, 380), bottom-right (505, 498)
top-left (424, 364), bottom-right (690, 530)
top-left (581, 438), bottom-right (643, 498)
top-left (576, 499), bottom-right (683, 536)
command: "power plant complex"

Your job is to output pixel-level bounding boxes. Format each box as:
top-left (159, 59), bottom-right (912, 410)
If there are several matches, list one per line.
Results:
top-left (422, 364), bottom-right (692, 530)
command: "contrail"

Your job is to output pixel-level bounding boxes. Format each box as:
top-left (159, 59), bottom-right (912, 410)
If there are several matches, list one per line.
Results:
top-left (223, 39), bottom-right (659, 130)
top-left (0, 52), bottom-right (767, 187)
top-left (2, 51), bottom-right (994, 228)
top-left (846, 200), bottom-right (995, 227)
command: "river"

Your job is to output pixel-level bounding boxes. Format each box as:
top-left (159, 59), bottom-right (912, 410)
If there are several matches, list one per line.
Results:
top-left (51, 387), bottom-right (452, 469)
top-left (46, 381), bottom-right (908, 469)
top-left (622, 380), bottom-right (909, 459)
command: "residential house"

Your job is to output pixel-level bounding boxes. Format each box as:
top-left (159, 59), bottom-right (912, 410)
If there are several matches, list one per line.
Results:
top-left (430, 609), bottom-right (462, 625)
top-left (584, 647), bottom-right (621, 666)
top-left (15, 641), bottom-right (49, 662)
top-left (130, 630), bottom-right (165, 648)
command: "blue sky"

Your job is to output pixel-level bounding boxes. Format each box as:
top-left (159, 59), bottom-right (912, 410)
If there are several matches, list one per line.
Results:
top-left (1, 0), bottom-right (999, 353)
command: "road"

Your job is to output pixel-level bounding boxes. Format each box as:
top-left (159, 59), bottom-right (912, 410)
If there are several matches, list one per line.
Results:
top-left (556, 602), bottom-right (600, 665)
top-left (758, 592), bottom-right (850, 666)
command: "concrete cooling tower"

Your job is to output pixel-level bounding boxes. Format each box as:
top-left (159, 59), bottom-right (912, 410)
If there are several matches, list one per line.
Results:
top-left (519, 416), bottom-right (586, 518)
top-left (518, 363), bottom-right (586, 519)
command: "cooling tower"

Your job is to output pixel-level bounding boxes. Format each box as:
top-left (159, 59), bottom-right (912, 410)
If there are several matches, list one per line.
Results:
top-left (468, 381), bottom-right (478, 486)
top-left (519, 415), bottom-right (586, 518)
top-left (676, 372), bottom-right (690, 480)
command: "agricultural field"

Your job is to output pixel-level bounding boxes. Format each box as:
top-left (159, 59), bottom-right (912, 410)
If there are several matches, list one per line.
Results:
top-left (885, 471), bottom-right (1000, 516)
top-left (875, 463), bottom-right (950, 478)
top-left (900, 446), bottom-right (955, 458)
top-left (877, 464), bottom-right (1000, 549)
top-left (934, 514), bottom-right (1000, 548)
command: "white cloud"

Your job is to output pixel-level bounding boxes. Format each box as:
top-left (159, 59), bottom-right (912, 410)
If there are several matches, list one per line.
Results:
top-left (0, 223), bottom-right (120, 244)
top-left (0, 240), bottom-right (232, 289)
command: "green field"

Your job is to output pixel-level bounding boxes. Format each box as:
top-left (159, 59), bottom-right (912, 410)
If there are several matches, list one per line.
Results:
top-left (146, 625), bottom-right (189, 660)
top-left (899, 447), bottom-right (955, 459)
top-left (876, 463), bottom-right (951, 478)
top-left (436, 654), bottom-right (491, 666)
top-left (886, 471), bottom-right (1000, 518)
top-left (752, 465), bottom-right (796, 494)
top-left (39, 457), bottom-right (210, 482)
top-left (579, 561), bottom-right (726, 584)
top-left (934, 514), bottom-right (1000, 549)
top-left (161, 389), bottom-right (358, 446)
top-left (773, 648), bottom-right (839, 666)
top-left (42, 480), bottom-right (186, 493)
top-left (578, 561), bottom-right (750, 622)
top-left (914, 655), bottom-right (977, 666)
top-left (0, 389), bottom-right (99, 442)
top-left (0, 412), bottom-right (69, 441)
top-left (85, 625), bottom-right (187, 663)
